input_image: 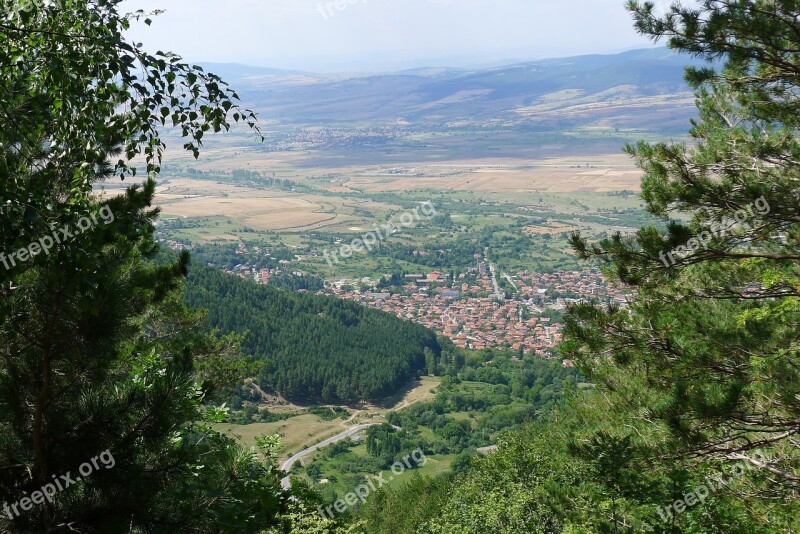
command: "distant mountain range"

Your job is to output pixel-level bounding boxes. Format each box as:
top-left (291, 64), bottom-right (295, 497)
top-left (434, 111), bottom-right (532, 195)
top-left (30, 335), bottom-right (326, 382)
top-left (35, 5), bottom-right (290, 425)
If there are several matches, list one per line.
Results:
top-left (202, 48), bottom-right (710, 132)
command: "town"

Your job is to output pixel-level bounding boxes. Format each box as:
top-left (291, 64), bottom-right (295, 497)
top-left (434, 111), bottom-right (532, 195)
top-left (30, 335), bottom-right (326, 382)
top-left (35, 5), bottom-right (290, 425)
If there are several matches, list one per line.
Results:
top-left (329, 265), bottom-right (631, 358)
top-left (160, 232), bottom-right (633, 362)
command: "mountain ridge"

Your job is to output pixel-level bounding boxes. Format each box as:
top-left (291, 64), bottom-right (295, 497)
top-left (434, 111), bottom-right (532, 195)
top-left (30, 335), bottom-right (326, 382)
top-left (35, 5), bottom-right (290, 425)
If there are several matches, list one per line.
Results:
top-left (200, 48), bottom-right (708, 131)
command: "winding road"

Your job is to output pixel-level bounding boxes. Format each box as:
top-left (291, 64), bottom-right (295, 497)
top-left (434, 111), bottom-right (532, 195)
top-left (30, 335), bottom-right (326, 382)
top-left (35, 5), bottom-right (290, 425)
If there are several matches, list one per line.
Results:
top-left (280, 423), bottom-right (382, 490)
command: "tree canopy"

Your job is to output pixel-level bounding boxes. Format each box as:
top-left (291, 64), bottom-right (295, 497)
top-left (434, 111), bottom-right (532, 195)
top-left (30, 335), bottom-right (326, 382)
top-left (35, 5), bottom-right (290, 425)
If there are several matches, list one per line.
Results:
top-left (184, 267), bottom-right (449, 404)
top-left (0, 0), bottom-right (260, 284)
top-left (0, 2), bottom-right (303, 531)
top-left (566, 0), bottom-right (800, 488)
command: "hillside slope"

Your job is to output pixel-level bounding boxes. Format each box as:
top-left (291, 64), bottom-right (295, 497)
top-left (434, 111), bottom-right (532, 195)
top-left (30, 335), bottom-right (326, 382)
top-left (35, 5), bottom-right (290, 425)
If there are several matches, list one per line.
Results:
top-left (184, 267), bottom-right (447, 404)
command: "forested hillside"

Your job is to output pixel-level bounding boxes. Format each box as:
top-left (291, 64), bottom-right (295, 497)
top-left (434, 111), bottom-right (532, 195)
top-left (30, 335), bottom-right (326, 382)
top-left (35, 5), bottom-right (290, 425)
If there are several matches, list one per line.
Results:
top-left (184, 267), bottom-right (451, 403)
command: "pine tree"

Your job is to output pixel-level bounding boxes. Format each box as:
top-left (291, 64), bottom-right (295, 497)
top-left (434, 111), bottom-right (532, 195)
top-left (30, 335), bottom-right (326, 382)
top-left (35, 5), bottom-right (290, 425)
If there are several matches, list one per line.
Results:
top-left (565, 0), bottom-right (800, 498)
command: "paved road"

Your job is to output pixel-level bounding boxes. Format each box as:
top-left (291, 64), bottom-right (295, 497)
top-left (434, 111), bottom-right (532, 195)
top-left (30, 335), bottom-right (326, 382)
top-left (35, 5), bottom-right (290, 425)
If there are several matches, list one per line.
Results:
top-left (280, 423), bottom-right (382, 490)
top-left (484, 248), bottom-right (503, 301)
top-left (503, 274), bottom-right (518, 292)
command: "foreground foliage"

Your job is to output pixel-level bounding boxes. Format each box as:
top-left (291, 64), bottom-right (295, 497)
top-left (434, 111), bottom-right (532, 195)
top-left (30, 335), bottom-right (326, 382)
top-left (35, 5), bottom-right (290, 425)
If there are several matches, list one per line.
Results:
top-left (0, 2), bottom-right (297, 531)
top-left (567, 0), bottom-right (800, 495)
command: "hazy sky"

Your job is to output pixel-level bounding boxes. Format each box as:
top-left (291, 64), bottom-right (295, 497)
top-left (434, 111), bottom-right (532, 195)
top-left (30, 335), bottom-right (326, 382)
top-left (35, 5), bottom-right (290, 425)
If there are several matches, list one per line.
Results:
top-left (123, 0), bottom-right (671, 72)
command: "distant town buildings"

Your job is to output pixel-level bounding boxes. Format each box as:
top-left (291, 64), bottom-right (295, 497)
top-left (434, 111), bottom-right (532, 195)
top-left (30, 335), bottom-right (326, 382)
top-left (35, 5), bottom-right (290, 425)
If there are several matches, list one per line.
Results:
top-left (331, 265), bottom-right (632, 358)
top-left (156, 232), bottom-right (632, 361)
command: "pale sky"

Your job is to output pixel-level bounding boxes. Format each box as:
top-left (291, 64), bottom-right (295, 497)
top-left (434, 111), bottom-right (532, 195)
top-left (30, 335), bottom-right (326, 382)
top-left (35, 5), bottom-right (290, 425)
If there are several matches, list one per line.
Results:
top-left (123, 0), bottom-right (674, 72)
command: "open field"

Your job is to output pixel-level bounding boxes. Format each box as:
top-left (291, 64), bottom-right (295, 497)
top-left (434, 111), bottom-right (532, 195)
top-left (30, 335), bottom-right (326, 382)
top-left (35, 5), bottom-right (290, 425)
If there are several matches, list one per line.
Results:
top-left (214, 415), bottom-right (351, 462)
top-left (134, 124), bottom-right (656, 265)
top-left (155, 178), bottom-right (336, 231)
top-left (161, 196), bottom-right (333, 230)
top-left (153, 178), bottom-right (650, 279)
top-left (153, 178), bottom-right (404, 234)
top-left (158, 150), bottom-right (644, 195)
top-left (216, 377), bottom-right (442, 461)
top-left (345, 161), bottom-right (642, 194)
top-left (523, 221), bottom-right (582, 235)
top-left (307, 449), bottom-right (457, 498)
top-left (375, 376), bottom-right (440, 411)
top-left (146, 151), bottom-right (647, 249)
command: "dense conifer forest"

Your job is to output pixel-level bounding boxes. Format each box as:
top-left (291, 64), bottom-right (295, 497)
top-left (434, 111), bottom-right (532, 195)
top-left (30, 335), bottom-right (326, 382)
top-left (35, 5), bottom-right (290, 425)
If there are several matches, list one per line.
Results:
top-left (184, 267), bottom-right (451, 403)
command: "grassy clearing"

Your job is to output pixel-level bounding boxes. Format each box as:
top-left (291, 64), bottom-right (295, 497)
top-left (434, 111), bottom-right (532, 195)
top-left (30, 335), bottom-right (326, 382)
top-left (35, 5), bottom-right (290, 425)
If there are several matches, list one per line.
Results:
top-left (378, 376), bottom-right (440, 411)
top-left (378, 453), bottom-right (456, 489)
top-left (215, 377), bottom-right (442, 460)
top-left (213, 415), bottom-right (348, 462)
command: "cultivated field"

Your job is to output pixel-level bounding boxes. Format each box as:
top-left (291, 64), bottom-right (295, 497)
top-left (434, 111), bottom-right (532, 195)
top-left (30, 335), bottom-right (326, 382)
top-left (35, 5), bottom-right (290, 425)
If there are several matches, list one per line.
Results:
top-left (155, 180), bottom-right (403, 234)
top-left (346, 159), bottom-right (642, 194)
top-left (155, 178), bottom-right (330, 231)
top-left (160, 196), bottom-right (333, 230)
